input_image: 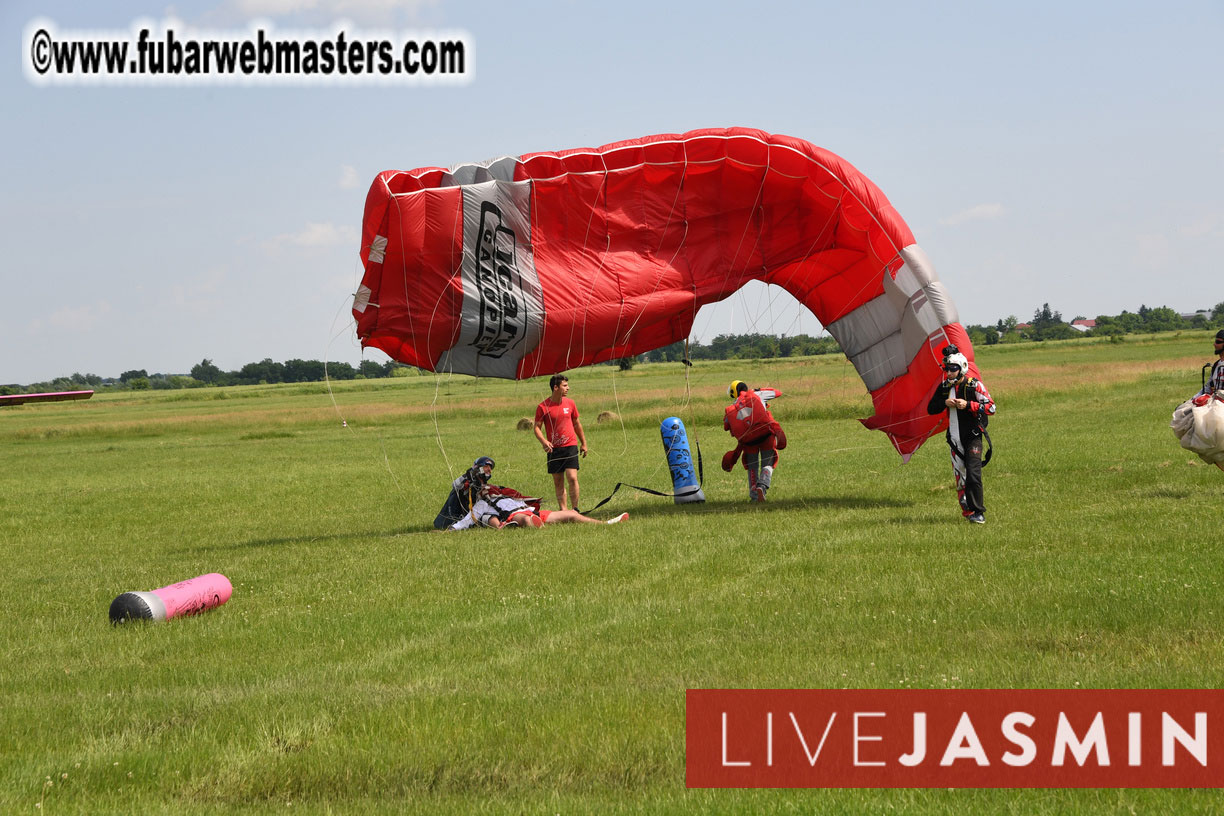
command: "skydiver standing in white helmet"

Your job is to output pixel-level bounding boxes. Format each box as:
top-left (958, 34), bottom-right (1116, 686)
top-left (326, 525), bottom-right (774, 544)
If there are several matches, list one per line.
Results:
top-left (926, 345), bottom-right (996, 524)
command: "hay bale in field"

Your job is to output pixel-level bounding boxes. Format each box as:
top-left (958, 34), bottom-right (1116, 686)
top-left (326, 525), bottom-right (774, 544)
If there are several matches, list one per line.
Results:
top-left (597, 411), bottom-right (619, 423)
top-left (516, 417), bottom-right (533, 431)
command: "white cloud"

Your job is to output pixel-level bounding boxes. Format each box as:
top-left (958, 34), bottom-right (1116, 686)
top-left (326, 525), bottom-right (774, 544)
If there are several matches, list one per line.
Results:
top-left (1135, 232), bottom-right (1171, 270)
top-left (339, 164), bottom-right (361, 189)
top-left (939, 203), bottom-right (1005, 227)
top-left (1178, 212), bottom-right (1222, 239)
top-left (232, 0), bottom-right (318, 17)
top-left (264, 221), bottom-right (360, 252)
top-left (203, 0), bottom-right (438, 26)
top-left (170, 266), bottom-right (229, 312)
top-left (40, 301), bottom-right (113, 333)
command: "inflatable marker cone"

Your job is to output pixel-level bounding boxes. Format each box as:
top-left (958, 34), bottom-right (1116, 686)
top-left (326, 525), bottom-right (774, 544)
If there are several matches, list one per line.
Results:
top-left (660, 417), bottom-right (705, 504)
top-left (110, 573), bottom-right (233, 624)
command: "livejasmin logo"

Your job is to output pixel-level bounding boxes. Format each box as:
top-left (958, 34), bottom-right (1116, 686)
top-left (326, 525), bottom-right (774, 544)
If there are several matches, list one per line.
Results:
top-left (686, 690), bottom-right (1223, 788)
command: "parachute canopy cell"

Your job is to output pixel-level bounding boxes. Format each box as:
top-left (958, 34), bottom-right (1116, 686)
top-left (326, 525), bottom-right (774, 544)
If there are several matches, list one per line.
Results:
top-left (352, 127), bottom-right (975, 458)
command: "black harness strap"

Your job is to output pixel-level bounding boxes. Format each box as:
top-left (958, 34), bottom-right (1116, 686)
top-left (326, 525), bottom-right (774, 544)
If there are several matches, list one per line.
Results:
top-left (585, 436), bottom-right (705, 513)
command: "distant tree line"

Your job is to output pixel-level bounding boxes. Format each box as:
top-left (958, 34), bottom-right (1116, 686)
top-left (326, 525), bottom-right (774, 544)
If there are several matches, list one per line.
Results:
top-left (640, 333), bottom-right (843, 364)
top-left (1, 358), bottom-right (416, 395)
top-left (6, 304), bottom-right (1222, 393)
top-left (965, 302), bottom-right (1224, 347)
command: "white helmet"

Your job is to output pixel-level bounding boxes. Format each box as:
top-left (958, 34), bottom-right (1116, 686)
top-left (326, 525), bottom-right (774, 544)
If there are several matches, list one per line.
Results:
top-left (944, 352), bottom-right (969, 381)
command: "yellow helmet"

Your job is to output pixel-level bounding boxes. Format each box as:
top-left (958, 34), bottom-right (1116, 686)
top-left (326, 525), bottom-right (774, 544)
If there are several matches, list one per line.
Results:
top-left (728, 380), bottom-right (746, 399)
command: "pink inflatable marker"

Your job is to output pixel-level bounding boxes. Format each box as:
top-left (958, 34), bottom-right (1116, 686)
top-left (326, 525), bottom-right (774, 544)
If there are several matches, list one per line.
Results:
top-left (109, 573), bottom-right (233, 624)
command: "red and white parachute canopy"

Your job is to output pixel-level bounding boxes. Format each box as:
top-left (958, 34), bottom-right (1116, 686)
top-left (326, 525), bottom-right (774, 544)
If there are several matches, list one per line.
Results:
top-left (352, 127), bottom-right (975, 458)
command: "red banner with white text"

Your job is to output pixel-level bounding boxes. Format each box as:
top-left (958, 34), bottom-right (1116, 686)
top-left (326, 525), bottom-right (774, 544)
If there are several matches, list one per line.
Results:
top-left (686, 689), bottom-right (1224, 788)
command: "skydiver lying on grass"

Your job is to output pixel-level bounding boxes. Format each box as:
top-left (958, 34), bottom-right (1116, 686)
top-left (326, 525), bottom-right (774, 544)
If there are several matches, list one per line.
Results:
top-left (443, 456), bottom-right (628, 530)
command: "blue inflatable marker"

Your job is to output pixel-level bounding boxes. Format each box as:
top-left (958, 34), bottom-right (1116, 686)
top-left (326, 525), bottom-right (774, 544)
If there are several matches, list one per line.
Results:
top-left (660, 417), bottom-right (705, 504)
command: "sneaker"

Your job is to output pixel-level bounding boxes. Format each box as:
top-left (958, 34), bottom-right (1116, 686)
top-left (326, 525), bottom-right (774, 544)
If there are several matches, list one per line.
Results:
top-left (753, 486), bottom-right (767, 502)
top-left (968, 513), bottom-right (985, 524)
top-left (606, 512), bottom-right (629, 525)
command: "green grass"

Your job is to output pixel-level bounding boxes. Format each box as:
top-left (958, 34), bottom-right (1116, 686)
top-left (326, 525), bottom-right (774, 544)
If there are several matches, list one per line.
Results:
top-left (3, 331), bottom-right (1223, 814)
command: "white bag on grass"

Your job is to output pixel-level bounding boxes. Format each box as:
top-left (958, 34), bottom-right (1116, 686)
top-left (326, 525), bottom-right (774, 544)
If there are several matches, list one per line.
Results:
top-left (1172, 394), bottom-right (1224, 466)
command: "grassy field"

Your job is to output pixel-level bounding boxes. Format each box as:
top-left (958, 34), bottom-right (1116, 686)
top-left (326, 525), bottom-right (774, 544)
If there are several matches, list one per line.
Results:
top-left (3, 331), bottom-right (1222, 814)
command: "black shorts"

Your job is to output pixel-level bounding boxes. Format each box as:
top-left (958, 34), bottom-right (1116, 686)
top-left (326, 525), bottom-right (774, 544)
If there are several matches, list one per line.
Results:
top-left (547, 445), bottom-right (580, 474)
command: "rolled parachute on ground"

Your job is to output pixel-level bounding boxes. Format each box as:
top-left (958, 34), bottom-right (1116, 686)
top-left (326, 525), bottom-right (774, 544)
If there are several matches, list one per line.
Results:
top-left (1172, 394), bottom-right (1224, 469)
top-left (352, 127), bottom-right (974, 458)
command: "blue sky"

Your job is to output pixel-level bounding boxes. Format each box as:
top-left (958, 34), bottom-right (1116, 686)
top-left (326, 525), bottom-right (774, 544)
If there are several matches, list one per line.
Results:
top-left (3, 0), bottom-right (1222, 384)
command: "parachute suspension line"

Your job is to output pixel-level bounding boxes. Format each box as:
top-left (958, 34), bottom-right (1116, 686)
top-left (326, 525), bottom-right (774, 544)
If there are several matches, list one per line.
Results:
top-left (324, 289), bottom-right (358, 428)
top-left (680, 335), bottom-right (703, 467)
top-left (608, 358), bottom-right (632, 457)
top-left (600, 152), bottom-right (698, 484)
top-left (324, 289), bottom-right (410, 499)
top-left (599, 151), bottom-right (695, 462)
top-left (423, 195), bottom-right (469, 488)
top-left (615, 153), bottom-right (692, 357)
top-left (700, 154), bottom-right (770, 340)
top-left (592, 149), bottom-right (690, 376)
top-left (429, 366), bottom-right (457, 482)
top-left (372, 188), bottom-right (463, 496)
top-left (735, 167), bottom-right (770, 329)
top-left (566, 165), bottom-right (612, 375)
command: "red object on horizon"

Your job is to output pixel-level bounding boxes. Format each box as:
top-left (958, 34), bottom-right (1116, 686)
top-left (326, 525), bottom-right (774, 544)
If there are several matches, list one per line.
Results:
top-left (0, 390), bottom-right (94, 407)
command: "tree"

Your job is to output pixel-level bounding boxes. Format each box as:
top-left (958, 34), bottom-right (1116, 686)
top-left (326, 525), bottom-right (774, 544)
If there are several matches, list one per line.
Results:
top-left (646, 340), bottom-right (687, 363)
top-left (359, 360), bottom-right (385, 378)
top-left (119, 368), bottom-right (148, 383)
top-left (191, 359), bottom-right (222, 384)
top-left (1211, 302), bottom-right (1224, 325)
top-left (283, 359), bottom-right (325, 382)
top-left (237, 358), bottom-right (285, 385)
top-left (965, 325), bottom-right (997, 347)
top-left (1026, 304), bottom-right (1076, 341)
top-left (1140, 306), bottom-right (1183, 333)
top-left (327, 363), bottom-right (357, 380)
top-left (996, 315), bottom-right (1019, 336)
top-left (1115, 311), bottom-right (1143, 333)
top-left (1088, 315), bottom-right (1124, 337)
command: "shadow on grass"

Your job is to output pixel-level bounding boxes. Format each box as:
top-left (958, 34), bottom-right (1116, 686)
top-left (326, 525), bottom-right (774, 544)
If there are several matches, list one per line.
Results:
top-left (175, 526), bottom-right (428, 552)
top-left (189, 493), bottom-right (922, 551)
top-left (584, 493), bottom-right (914, 520)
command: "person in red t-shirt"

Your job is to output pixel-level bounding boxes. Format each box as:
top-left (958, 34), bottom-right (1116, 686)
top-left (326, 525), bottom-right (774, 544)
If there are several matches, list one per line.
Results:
top-left (533, 374), bottom-right (588, 510)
